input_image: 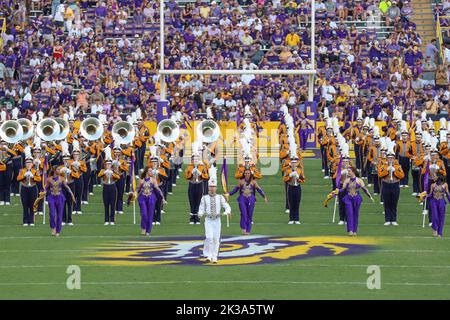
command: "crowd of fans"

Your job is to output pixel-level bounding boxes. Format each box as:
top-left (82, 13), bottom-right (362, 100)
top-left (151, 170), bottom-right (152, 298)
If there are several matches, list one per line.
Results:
top-left (0, 0), bottom-right (448, 123)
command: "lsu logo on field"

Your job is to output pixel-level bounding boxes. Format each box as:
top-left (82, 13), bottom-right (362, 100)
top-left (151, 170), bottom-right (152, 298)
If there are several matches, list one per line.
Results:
top-left (85, 235), bottom-right (377, 266)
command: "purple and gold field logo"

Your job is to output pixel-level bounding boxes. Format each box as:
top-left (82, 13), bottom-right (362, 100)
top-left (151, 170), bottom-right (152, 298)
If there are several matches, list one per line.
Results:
top-left (84, 235), bottom-right (377, 266)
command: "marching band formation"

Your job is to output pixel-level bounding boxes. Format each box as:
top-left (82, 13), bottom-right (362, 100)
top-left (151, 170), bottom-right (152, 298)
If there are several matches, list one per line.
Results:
top-left (1, 102), bottom-right (448, 245)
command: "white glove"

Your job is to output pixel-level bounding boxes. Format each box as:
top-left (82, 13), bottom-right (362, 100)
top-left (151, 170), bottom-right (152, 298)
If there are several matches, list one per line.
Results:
top-left (105, 169), bottom-right (113, 175)
top-left (424, 155), bottom-right (431, 161)
top-left (112, 160), bottom-right (120, 166)
top-left (34, 159), bottom-right (40, 165)
top-left (430, 164), bottom-right (439, 170)
top-left (25, 171), bottom-right (34, 178)
top-left (72, 161), bottom-right (80, 167)
top-left (341, 169), bottom-right (348, 176)
top-left (193, 168), bottom-right (201, 175)
top-left (289, 172), bottom-right (296, 177)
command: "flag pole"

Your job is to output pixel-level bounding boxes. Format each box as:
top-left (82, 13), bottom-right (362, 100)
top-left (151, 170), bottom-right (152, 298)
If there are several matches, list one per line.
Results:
top-left (43, 155), bottom-right (48, 225)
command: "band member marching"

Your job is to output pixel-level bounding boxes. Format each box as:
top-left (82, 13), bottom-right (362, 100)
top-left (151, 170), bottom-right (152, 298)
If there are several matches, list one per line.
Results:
top-left (147, 145), bottom-right (168, 225)
top-left (378, 139), bottom-right (405, 226)
top-left (71, 140), bottom-right (87, 215)
top-left (17, 147), bottom-right (41, 226)
top-left (409, 121), bottom-right (424, 196)
top-left (32, 137), bottom-right (45, 215)
top-left (283, 138), bottom-right (306, 224)
top-left (136, 165), bottom-right (166, 236)
top-left (198, 166), bottom-right (232, 263)
top-left (185, 141), bottom-right (209, 224)
top-left (98, 147), bottom-right (120, 225)
top-left (112, 146), bottom-right (129, 215)
top-left (396, 121), bottom-right (411, 188)
top-left (0, 141), bottom-right (13, 206)
top-left (367, 126), bottom-right (382, 195)
top-left (58, 142), bottom-right (76, 225)
top-left (426, 174), bottom-right (450, 237)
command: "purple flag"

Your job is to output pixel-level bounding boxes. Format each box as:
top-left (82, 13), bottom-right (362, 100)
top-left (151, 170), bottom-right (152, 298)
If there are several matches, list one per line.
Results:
top-left (221, 158), bottom-right (228, 194)
top-left (335, 155), bottom-right (343, 188)
top-left (424, 161), bottom-right (430, 192)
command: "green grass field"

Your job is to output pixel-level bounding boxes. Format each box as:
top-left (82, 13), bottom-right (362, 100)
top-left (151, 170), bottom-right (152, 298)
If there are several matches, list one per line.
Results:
top-left (0, 158), bottom-right (449, 300)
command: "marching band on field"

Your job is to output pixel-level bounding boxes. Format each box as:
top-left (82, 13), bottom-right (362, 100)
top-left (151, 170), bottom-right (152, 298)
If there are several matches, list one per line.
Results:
top-left (0, 101), bottom-right (448, 245)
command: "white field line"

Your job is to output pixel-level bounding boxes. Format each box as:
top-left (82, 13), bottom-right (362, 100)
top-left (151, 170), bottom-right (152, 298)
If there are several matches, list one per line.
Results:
top-left (0, 280), bottom-right (450, 287)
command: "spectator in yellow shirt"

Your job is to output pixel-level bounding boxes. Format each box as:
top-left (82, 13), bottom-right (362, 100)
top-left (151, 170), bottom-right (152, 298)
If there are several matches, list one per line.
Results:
top-left (339, 80), bottom-right (352, 97)
top-left (285, 31), bottom-right (301, 48)
top-left (199, 3), bottom-right (211, 19)
top-left (379, 0), bottom-right (392, 15)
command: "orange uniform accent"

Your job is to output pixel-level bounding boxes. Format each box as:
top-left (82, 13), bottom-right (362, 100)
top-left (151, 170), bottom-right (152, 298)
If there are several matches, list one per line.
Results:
top-left (283, 166), bottom-right (306, 183)
top-left (377, 162), bottom-right (405, 180)
top-left (235, 164), bottom-right (262, 179)
top-left (17, 168), bottom-right (42, 183)
top-left (184, 164), bottom-right (209, 181)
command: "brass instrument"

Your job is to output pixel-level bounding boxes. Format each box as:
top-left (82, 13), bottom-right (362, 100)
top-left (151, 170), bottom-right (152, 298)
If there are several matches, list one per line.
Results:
top-left (0, 120), bottom-right (23, 144)
top-left (112, 121), bottom-right (135, 145)
top-left (53, 118), bottom-right (70, 141)
top-left (80, 118), bottom-right (104, 141)
top-left (157, 119), bottom-right (179, 143)
top-left (36, 119), bottom-right (60, 141)
top-left (18, 118), bottom-right (34, 141)
top-left (197, 119), bottom-right (220, 143)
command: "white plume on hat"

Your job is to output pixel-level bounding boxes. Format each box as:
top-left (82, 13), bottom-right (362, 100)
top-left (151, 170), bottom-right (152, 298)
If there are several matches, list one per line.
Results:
top-left (149, 145), bottom-right (158, 159)
top-left (241, 137), bottom-right (252, 159)
top-left (136, 107), bottom-right (142, 120)
top-left (33, 136), bottom-right (41, 150)
top-left (341, 142), bottom-right (349, 158)
top-left (440, 117), bottom-right (447, 130)
top-left (369, 118), bottom-right (375, 129)
top-left (208, 166), bottom-right (218, 187)
top-left (63, 113), bottom-right (69, 122)
top-left (373, 126), bottom-right (380, 138)
top-left (206, 107), bottom-right (213, 119)
top-left (24, 146), bottom-right (33, 160)
top-left (31, 112), bottom-right (37, 124)
top-left (428, 118), bottom-right (434, 131)
top-left (422, 131), bottom-right (431, 146)
top-left (12, 108), bottom-right (19, 120)
top-left (363, 116), bottom-right (370, 128)
top-left (421, 111), bottom-right (427, 122)
top-left (191, 140), bottom-right (201, 157)
top-left (61, 141), bottom-right (69, 157)
top-left (288, 135), bottom-right (298, 159)
top-left (37, 111), bottom-right (44, 122)
top-left (415, 120), bottom-right (422, 134)
top-left (430, 136), bottom-right (438, 152)
top-left (401, 120), bottom-right (408, 134)
top-left (69, 108), bottom-right (75, 121)
top-left (280, 105), bottom-right (289, 117)
top-left (0, 110), bottom-right (7, 122)
top-left (386, 138), bottom-right (395, 155)
top-left (332, 118), bottom-right (340, 136)
top-left (99, 114), bottom-right (107, 125)
top-left (244, 105), bottom-right (252, 116)
top-left (73, 139), bottom-right (80, 152)
top-left (104, 146), bottom-right (112, 161)
top-left (323, 108), bottom-right (329, 120)
top-left (440, 129), bottom-right (447, 144)
top-left (357, 109), bottom-right (363, 120)
top-left (153, 132), bottom-right (162, 146)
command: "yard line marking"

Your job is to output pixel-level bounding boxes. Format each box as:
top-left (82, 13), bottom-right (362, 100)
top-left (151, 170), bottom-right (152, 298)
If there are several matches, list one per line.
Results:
top-left (1, 280), bottom-right (450, 287)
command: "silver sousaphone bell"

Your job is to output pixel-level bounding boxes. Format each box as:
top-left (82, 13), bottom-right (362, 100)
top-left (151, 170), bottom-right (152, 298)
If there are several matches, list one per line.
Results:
top-left (112, 120), bottom-right (135, 145)
top-left (53, 118), bottom-right (70, 141)
top-left (0, 120), bottom-right (24, 144)
top-left (36, 118), bottom-right (61, 141)
top-left (196, 119), bottom-right (220, 143)
top-left (80, 117), bottom-right (104, 141)
top-left (157, 119), bottom-right (180, 143)
top-left (18, 118), bottom-right (35, 141)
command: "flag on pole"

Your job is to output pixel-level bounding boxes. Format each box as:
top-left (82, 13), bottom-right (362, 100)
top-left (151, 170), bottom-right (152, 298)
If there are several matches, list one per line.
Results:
top-left (335, 155), bottom-right (343, 188)
top-left (127, 154), bottom-right (137, 206)
top-left (221, 158), bottom-right (229, 195)
top-left (424, 161), bottom-right (430, 192)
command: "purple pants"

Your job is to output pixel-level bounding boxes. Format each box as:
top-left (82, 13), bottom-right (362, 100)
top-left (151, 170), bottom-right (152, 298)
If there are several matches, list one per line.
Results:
top-left (430, 198), bottom-right (446, 236)
top-left (343, 194), bottom-right (362, 233)
top-left (299, 130), bottom-right (308, 150)
top-left (238, 195), bottom-right (255, 233)
top-left (139, 194), bottom-right (156, 233)
top-left (48, 195), bottom-right (65, 234)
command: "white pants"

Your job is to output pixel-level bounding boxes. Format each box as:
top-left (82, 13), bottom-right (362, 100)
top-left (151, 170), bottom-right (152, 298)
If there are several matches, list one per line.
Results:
top-left (203, 218), bottom-right (221, 260)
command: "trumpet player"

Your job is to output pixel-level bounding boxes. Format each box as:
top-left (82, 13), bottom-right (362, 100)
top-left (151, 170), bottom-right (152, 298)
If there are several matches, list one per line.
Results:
top-left (32, 141), bottom-right (45, 215)
top-left (80, 137), bottom-right (92, 205)
top-left (0, 142), bottom-right (13, 205)
top-left (112, 146), bottom-right (129, 215)
top-left (408, 123), bottom-right (424, 196)
top-left (185, 141), bottom-right (209, 225)
top-left (98, 148), bottom-right (121, 225)
top-left (378, 141), bottom-right (405, 226)
top-left (283, 143), bottom-right (306, 225)
top-left (17, 149), bottom-right (41, 226)
top-left (71, 141), bottom-right (87, 215)
top-left (395, 124), bottom-right (411, 188)
top-left (366, 128), bottom-right (381, 195)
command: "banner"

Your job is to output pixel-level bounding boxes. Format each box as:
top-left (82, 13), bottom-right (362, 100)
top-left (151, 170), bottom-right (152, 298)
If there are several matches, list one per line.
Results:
top-left (156, 100), bottom-right (170, 123)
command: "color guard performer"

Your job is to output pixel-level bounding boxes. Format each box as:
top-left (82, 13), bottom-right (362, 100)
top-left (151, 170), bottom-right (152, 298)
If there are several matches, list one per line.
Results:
top-left (378, 140), bottom-right (405, 226)
top-left (59, 142), bottom-right (76, 225)
top-left (427, 175), bottom-right (450, 237)
top-left (136, 165), bottom-right (166, 235)
top-left (98, 147), bottom-right (120, 225)
top-left (185, 141), bottom-right (209, 224)
top-left (198, 166), bottom-right (231, 263)
top-left (148, 146), bottom-right (168, 225)
top-left (17, 147), bottom-right (41, 226)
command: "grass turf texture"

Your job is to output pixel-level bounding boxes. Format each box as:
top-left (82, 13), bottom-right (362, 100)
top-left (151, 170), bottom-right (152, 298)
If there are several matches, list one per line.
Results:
top-left (0, 158), bottom-right (449, 300)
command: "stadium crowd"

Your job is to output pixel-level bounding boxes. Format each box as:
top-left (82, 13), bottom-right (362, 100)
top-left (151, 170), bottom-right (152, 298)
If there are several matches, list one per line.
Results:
top-left (0, 0), bottom-right (448, 123)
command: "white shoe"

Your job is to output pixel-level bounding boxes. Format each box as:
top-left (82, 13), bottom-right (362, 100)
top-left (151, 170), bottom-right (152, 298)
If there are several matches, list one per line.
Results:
top-left (189, 222), bottom-right (195, 225)
top-left (104, 222), bottom-right (110, 225)
top-left (62, 222), bottom-right (66, 226)
top-left (285, 209), bottom-right (290, 213)
top-left (155, 222), bottom-right (160, 225)
top-left (294, 221), bottom-right (301, 225)
top-left (323, 176), bottom-right (330, 179)
top-left (172, 184), bottom-right (176, 187)
top-left (68, 222), bottom-right (74, 226)
top-left (176, 175), bottom-right (180, 179)
top-left (152, 222), bottom-right (156, 225)
top-left (412, 192), bottom-right (418, 196)
top-left (384, 222), bottom-right (391, 226)
top-left (322, 169), bottom-right (325, 173)
top-left (78, 211), bottom-right (83, 215)
top-left (428, 223), bottom-right (432, 227)
top-left (23, 223), bottom-right (28, 226)
top-left (404, 185), bottom-right (409, 188)
top-left (161, 210), bottom-right (165, 214)
top-left (168, 192), bottom-right (173, 195)
top-left (89, 193), bottom-right (94, 196)
top-left (29, 223), bottom-right (34, 226)
top-left (212, 257), bottom-right (218, 263)
top-left (178, 168), bottom-right (182, 172)
top-left (5, 202), bottom-right (10, 205)
top-left (0, 201), bottom-right (4, 205)
top-left (110, 222), bottom-right (115, 226)
top-left (420, 202), bottom-right (423, 206)
top-left (338, 221), bottom-right (345, 225)
top-left (10, 193), bottom-right (14, 197)
top-left (380, 202), bottom-right (384, 205)
top-left (251, 221), bottom-right (254, 225)
top-left (367, 184), bottom-right (372, 187)
top-left (288, 221), bottom-right (294, 224)
top-left (391, 222), bottom-right (399, 226)
top-left (373, 193), bottom-right (378, 196)
top-left (38, 212), bottom-right (43, 215)
top-left (15, 194), bottom-right (20, 197)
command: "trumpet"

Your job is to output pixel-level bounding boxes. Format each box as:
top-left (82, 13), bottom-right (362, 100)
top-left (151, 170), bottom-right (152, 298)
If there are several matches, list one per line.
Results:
top-left (112, 121), bottom-right (135, 145)
top-left (157, 119), bottom-right (179, 143)
top-left (80, 118), bottom-right (104, 141)
top-left (0, 120), bottom-right (23, 144)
